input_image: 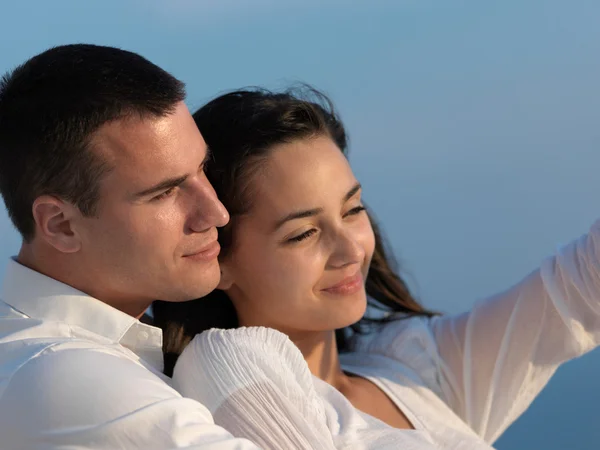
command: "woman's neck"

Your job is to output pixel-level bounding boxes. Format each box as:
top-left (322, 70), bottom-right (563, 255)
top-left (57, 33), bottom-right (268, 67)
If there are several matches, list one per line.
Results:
top-left (289, 330), bottom-right (352, 391)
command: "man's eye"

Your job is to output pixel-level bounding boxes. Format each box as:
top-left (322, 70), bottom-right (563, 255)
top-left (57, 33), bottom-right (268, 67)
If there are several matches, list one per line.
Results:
top-left (287, 228), bottom-right (318, 243)
top-left (153, 187), bottom-right (177, 201)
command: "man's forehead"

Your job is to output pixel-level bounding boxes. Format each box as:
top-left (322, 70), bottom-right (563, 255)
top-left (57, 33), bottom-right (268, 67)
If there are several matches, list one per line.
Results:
top-left (90, 109), bottom-right (207, 190)
top-left (92, 108), bottom-right (205, 166)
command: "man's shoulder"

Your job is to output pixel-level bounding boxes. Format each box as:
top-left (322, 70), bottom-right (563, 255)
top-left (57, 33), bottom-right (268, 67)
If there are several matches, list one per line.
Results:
top-left (0, 306), bottom-right (115, 387)
top-left (0, 336), bottom-right (184, 427)
top-left (0, 333), bottom-right (161, 388)
top-left (0, 322), bottom-right (258, 449)
top-left (0, 299), bottom-right (85, 345)
top-left (0, 311), bottom-right (169, 405)
top-left (0, 311), bottom-right (76, 392)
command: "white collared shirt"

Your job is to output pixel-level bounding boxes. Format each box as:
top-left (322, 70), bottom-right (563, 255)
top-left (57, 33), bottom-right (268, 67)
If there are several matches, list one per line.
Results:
top-left (0, 258), bottom-right (259, 449)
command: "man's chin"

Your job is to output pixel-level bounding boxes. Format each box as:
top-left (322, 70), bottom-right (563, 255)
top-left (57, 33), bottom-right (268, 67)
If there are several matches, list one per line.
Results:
top-left (162, 268), bottom-right (221, 302)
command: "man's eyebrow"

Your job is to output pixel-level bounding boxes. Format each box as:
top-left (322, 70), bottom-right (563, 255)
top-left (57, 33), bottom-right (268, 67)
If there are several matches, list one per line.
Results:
top-left (273, 182), bottom-right (362, 231)
top-left (133, 175), bottom-right (189, 199)
top-left (133, 149), bottom-right (211, 199)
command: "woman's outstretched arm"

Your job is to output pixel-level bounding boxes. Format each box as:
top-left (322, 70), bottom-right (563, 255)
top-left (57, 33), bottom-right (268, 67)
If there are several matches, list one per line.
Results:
top-left (354, 219), bottom-right (600, 443)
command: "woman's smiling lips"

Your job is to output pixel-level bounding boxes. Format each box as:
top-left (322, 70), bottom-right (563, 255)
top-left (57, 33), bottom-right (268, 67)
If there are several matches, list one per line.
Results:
top-left (321, 271), bottom-right (364, 295)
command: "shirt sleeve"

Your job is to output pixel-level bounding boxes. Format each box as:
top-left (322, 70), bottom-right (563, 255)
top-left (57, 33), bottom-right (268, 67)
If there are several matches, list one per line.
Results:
top-left (172, 327), bottom-right (338, 450)
top-left (353, 219), bottom-right (600, 444)
top-left (0, 341), bottom-right (260, 449)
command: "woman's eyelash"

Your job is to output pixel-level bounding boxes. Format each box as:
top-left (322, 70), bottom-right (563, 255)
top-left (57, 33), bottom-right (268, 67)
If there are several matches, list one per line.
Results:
top-left (287, 229), bottom-right (317, 243)
top-left (345, 205), bottom-right (366, 217)
top-left (286, 207), bottom-right (365, 243)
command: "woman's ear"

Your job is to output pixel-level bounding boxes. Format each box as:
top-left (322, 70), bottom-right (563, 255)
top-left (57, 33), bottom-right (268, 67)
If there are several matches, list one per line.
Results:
top-left (217, 258), bottom-right (234, 290)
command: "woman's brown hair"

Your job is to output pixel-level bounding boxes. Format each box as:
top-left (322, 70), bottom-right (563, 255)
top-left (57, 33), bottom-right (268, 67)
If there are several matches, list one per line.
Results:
top-left (153, 86), bottom-right (436, 376)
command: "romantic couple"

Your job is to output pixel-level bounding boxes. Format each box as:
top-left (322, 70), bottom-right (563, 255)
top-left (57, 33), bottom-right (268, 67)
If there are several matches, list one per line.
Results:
top-left (0, 44), bottom-right (598, 450)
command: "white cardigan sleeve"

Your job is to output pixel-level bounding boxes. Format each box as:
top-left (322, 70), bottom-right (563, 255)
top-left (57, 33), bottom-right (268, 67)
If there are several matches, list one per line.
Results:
top-left (351, 219), bottom-right (600, 444)
top-left (172, 327), bottom-right (337, 450)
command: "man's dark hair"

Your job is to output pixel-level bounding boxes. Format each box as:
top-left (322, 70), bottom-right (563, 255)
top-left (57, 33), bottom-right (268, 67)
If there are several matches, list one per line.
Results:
top-left (0, 44), bottom-right (186, 241)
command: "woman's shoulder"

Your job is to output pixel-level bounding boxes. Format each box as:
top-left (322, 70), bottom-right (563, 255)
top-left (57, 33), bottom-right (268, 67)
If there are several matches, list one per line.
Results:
top-left (345, 315), bottom-right (441, 382)
top-left (348, 315), bottom-right (436, 354)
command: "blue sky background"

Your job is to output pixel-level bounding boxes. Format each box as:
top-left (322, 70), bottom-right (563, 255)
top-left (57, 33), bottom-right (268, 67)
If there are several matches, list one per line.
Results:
top-left (1, 1), bottom-right (599, 447)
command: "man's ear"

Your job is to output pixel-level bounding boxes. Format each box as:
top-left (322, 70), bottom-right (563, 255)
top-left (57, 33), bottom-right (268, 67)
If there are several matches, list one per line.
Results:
top-left (217, 258), bottom-right (234, 290)
top-left (31, 195), bottom-right (82, 253)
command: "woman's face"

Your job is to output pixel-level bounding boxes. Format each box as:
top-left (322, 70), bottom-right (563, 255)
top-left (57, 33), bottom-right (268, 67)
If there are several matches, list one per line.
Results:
top-left (219, 135), bottom-right (375, 338)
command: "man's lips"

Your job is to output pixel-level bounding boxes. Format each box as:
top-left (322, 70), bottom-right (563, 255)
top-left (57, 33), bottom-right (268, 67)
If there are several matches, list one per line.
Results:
top-left (321, 271), bottom-right (364, 295)
top-left (182, 240), bottom-right (221, 262)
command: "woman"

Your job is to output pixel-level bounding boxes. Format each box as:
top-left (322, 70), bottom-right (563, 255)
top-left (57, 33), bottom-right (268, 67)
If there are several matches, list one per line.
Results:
top-left (153, 87), bottom-right (600, 449)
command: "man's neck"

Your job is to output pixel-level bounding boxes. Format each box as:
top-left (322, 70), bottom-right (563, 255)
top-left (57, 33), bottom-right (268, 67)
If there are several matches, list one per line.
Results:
top-left (17, 245), bottom-right (151, 319)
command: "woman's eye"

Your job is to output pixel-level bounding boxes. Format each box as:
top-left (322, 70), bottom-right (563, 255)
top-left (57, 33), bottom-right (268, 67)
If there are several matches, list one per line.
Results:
top-left (287, 228), bottom-right (318, 243)
top-left (344, 205), bottom-right (366, 217)
top-left (153, 187), bottom-right (177, 201)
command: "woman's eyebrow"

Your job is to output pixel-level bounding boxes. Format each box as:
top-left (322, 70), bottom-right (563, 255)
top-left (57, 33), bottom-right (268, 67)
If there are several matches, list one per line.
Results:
top-left (343, 182), bottom-right (362, 203)
top-left (273, 207), bottom-right (323, 231)
top-left (273, 182), bottom-right (362, 231)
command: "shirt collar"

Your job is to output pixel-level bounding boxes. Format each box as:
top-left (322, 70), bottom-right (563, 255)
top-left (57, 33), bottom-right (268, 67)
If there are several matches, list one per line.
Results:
top-left (0, 257), bottom-right (163, 350)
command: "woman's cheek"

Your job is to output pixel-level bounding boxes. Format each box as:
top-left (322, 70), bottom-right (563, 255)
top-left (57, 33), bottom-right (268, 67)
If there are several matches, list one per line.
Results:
top-left (276, 252), bottom-right (322, 296)
top-left (354, 219), bottom-right (375, 255)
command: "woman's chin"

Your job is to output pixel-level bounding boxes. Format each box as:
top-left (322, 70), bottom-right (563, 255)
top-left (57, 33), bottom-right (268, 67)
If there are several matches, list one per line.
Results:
top-left (333, 295), bottom-right (368, 329)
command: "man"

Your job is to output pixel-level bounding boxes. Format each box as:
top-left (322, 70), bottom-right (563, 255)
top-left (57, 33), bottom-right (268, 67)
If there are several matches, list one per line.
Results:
top-left (0, 44), bottom-right (259, 448)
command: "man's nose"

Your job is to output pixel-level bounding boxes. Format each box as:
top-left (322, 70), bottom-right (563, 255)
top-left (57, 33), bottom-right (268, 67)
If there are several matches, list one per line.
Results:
top-left (187, 177), bottom-right (230, 233)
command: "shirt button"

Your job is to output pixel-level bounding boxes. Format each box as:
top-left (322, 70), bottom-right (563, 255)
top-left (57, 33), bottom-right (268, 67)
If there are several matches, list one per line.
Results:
top-left (139, 331), bottom-right (149, 341)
